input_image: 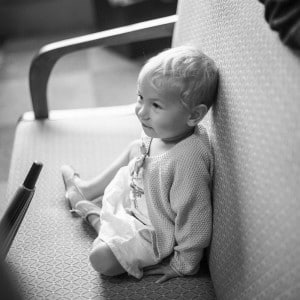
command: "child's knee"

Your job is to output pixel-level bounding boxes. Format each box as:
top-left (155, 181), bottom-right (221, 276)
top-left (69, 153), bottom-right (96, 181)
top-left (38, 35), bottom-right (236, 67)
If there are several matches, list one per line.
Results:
top-left (89, 242), bottom-right (124, 276)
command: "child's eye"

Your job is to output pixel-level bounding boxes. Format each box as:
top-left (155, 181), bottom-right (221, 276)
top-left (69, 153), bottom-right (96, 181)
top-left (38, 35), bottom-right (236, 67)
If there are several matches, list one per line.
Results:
top-left (152, 103), bottom-right (162, 109)
top-left (137, 94), bottom-right (143, 102)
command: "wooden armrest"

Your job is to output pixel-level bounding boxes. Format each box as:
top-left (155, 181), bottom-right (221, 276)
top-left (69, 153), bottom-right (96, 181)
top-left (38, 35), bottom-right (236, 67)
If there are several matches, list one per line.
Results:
top-left (29, 15), bottom-right (177, 119)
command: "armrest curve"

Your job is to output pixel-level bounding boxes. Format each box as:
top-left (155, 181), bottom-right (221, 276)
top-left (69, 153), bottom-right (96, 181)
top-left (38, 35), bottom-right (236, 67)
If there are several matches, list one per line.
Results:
top-left (29, 15), bottom-right (177, 119)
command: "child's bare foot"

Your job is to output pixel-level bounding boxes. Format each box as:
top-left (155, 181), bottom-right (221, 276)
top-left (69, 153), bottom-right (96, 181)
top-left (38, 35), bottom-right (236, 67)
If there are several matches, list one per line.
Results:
top-left (61, 165), bottom-right (86, 210)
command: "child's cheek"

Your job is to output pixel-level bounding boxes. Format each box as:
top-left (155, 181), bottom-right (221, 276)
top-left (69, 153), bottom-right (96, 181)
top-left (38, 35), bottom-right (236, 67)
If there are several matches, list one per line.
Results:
top-left (155, 117), bottom-right (175, 134)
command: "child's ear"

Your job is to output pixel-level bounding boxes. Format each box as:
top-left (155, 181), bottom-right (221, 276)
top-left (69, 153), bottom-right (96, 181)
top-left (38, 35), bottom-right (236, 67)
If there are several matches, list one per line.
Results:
top-left (187, 104), bottom-right (208, 126)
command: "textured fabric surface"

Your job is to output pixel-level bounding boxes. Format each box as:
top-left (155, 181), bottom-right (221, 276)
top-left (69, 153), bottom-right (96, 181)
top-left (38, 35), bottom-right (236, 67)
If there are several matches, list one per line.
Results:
top-left (174, 0), bottom-right (300, 299)
top-left (6, 0), bottom-right (300, 298)
top-left (5, 105), bottom-right (215, 299)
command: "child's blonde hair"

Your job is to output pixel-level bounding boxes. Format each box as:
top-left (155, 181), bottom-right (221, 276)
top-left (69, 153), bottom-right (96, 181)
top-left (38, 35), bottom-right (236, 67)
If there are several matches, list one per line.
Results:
top-left (138, 45), bottom-right (219, 110)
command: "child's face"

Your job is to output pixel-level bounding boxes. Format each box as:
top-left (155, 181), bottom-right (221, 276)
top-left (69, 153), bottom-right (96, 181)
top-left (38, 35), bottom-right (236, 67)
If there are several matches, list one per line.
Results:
top-left (135, 73), bottom-right (192, 141)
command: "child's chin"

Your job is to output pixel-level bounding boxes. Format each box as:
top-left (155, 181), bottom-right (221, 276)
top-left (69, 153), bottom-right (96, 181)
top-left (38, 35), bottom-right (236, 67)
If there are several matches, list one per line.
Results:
top-left (143, 130), bottom-right (154, 137)
top-left (142, 127), bottom-right (157, 138)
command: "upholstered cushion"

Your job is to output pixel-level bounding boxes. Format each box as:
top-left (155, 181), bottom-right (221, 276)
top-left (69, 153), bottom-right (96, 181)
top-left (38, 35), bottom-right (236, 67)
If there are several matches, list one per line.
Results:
top-left (6, 104), bottom-right (215, 299)
top-left (6, 0), bottom-right (300, 298)
top-left (174, 0), bottom-right (300, 299)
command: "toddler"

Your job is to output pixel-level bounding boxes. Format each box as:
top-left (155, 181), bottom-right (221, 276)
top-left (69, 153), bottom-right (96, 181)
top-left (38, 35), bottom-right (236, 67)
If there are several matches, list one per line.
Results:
top-left (62, 45), bottom-right (219, 283)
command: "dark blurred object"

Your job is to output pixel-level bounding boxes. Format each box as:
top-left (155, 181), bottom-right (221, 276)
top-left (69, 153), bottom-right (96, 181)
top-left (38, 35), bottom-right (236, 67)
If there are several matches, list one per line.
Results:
top-left (0, 161), bottom-right (42, 300)
top-left (93, 0), bottom-right (177, 57)
top-left (259, 0), bottom-right (300, 49)
top-left (0, 0), bottom-right (95, 38)
top-left (0, 260), bottom-right (23, 300)
top-left (0, 161), bottom-right (43, 259)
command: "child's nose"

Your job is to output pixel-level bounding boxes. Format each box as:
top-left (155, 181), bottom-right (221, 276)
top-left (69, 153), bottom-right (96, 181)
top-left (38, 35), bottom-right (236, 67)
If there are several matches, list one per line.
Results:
top-left (136, 104), bottom-right (149, 120)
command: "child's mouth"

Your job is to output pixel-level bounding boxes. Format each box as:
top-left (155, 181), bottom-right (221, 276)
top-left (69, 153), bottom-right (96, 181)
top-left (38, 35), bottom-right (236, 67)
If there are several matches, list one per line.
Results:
top-left (142, 123), bottom-right (152, 129)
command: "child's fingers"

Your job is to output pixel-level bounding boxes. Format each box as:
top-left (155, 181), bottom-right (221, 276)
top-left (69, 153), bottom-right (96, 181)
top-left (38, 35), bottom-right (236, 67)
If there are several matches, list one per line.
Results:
top-left (155, 274), bottom-right (169, 284)
top-left (155, 273), bottom-right (177, 284)
top-left (144, 265), bottom-right (164, 275)
top-left (143, 264), bottom-right (163, 271)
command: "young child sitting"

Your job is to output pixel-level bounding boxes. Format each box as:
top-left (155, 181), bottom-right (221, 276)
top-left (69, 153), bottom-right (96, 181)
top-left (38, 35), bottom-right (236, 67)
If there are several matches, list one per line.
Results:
top-left (61, 45), bottom-right (219, 283)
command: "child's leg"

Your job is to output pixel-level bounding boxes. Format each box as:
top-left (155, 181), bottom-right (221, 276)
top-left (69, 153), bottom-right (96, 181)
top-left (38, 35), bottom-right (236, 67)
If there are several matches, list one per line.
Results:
top-left (63, 140), bottom-right (139, 201)
top-left (89, 240), bottom-right (125, 276)
top-left (87, 214), bottom-right (101, 233)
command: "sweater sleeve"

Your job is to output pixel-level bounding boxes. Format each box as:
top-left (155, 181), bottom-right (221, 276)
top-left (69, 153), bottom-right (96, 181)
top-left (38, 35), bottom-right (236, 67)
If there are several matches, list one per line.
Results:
top-left (169, 149), bottom-right (212, 276)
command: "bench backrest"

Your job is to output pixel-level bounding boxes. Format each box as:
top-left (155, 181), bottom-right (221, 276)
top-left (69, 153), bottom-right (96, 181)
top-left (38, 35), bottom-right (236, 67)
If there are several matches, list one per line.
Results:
top-left (173, 1), bottom-right (300, 299)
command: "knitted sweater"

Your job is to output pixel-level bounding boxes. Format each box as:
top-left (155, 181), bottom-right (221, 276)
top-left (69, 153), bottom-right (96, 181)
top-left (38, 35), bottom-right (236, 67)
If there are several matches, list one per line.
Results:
top-left (142, 124), bottom-right (213, 276)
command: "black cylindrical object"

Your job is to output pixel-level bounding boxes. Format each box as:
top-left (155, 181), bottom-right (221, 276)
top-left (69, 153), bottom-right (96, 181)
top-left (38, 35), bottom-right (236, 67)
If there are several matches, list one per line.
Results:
top-left (0, 161), bottom-right (43, 259)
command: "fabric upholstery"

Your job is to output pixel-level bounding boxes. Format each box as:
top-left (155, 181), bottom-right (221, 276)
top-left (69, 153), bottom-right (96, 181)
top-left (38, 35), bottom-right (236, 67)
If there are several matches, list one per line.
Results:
top-left (5, 105), bottom-right (215, 299)
top-left (173, 0), bottom-right (300, 299)
top-left (5, 0), bottom-right (300, 298)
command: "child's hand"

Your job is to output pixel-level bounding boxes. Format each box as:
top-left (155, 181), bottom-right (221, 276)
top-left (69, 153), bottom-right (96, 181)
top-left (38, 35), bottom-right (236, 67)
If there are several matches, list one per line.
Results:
top-left (144, 264), bottom-right (180, 283)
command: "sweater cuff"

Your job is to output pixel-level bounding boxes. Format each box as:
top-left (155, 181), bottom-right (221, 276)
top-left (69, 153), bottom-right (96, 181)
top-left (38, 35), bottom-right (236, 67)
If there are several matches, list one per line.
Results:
top-left (169, 251), bottom-right (202, 276)
top-left (169, 263), bottom-right (184, 277)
